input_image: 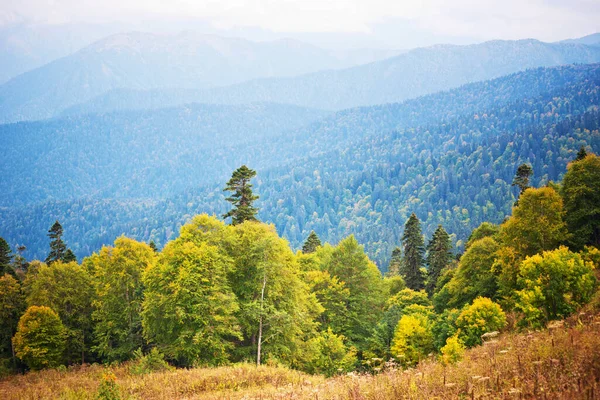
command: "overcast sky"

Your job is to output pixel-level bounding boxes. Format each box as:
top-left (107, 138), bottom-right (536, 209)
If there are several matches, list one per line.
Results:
top-left (1, 0), bottom-right (599, 48)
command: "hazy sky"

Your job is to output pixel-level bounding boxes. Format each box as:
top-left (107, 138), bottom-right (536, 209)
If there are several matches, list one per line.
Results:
top-left (1, 0), bottom-right (599, 48)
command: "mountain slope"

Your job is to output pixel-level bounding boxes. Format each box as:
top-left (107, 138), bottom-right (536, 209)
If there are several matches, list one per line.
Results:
top-left (62, 39), bottom-right (600, 118)
top-left (1, 64), bottom-right (599, 265)
top-left (0, 31), bottom-right (400, 123)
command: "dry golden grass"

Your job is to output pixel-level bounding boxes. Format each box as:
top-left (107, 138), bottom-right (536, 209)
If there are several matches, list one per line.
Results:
top-left (2, 313), bottom-right (600, 399)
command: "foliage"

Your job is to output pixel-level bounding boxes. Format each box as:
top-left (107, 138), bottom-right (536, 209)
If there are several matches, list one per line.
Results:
top-left (511, 163), bottom-right (533, 202)
top-left (438, 237), bottom-right (500, 310)
top-left (96, 371), bottom-right (121, 400)
top-left (303, 328), bottom-right (357, 377)
top-left (0, 274), bottom-right (25, 369)
top-left (142, 235), bottom-right (240, 367)
top-left (516, 246), bottom-right (597, 327)
top-left (425, 225), bottom-right (453, 296)
top-left (465, 222), bottom-right (499, 249)
top-left (44, 221), bottom-right (75, 265)
top-left (455, 297), bottom-right (507, 347)
top-left (561, 152), bottom-right (600, 249)
top-left (223, 165), bottom-right (260, 225)
top-left (386, 247), bottom-right (402, 276)
top-left (391, 313), bottom-right (435, 367)
top-left (500, 187), bottom-right (568, 257)
top-left (302, 231), bottom-right (322, 254)
top-left (439, 334), bottom-right (465, 365)
top-left (401, 214), bottom-right (425, 290)
top-left (129, 348), bottom-right (173, 375)
top-left (317, 236), bottom-right (385, 349)
top-left (0, 237), bottom-right (13, 276)
top-left (25, 261), bottom-right (94, 364)
top-left (12, 306), bottom-right (66, 370)
top-left (85, 237), bottom-right (156, 362)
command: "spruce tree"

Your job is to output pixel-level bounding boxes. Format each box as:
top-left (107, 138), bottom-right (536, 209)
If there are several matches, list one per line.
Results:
top-left (386, 247), bottom-right (403, 276)
top-left (425, 225), bottom-right (453, 296)
top-left (223, 165), bottom-right (259, 225)
top-left (0, 237), bottom-right (13, 275)
top-left (45, 221), bottom-right (75, 264)
top-left (575, 146), bottom-right (588, 161)
top-left (401, 213), bottom-right (425, 291)
top-left (302, 231), bottom-right (322, 253)
top-left (511, 163), bottom-right (533, 205)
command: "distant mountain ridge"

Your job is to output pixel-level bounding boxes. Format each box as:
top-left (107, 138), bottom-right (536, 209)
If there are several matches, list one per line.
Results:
top-left (0, 31), bottom-right (400, 123)
top-left (59, 39), bottom-right (600, 119)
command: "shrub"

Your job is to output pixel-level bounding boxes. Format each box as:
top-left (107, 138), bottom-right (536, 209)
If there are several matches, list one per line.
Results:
top-left (455, 297), bottom-right (506, 347)
top-left (129, 348), bottom-right (173, 375)
top-left (12, 305), bottom-right (66, 370)
top-left (439, 334), bottom-right (465, 365)
top-left (516, 247), bottom-right (596, 327)
top-left (304, 328), bottom-right (357, 377)
top-left (96, 371), bottom-right (121, 400)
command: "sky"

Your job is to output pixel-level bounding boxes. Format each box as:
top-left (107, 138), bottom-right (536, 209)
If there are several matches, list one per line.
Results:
top-left (1, 0), bottom-right (599, 49)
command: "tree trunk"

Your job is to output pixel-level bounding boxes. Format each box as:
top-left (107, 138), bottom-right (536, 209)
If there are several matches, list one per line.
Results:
top-left (256, 271), bottom-right (267, 366)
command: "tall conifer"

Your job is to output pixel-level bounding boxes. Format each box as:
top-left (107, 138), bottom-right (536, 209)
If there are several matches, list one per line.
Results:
top-left (302, 231), bottom-right (322, 253)
top-left (401, 214), bottom-right (425, 290)
top-left (223, 165), bottom-right (260, 225)
top-left (425, 225), bottom-right (453, 296)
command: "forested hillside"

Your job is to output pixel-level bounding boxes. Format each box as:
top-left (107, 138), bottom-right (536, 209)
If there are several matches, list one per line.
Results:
top-left (1, 64), bottom-right (599, 266)
top-left (61, 40), bottom-right (600, 117)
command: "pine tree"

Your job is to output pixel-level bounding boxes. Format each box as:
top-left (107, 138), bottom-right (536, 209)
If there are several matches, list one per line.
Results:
top-left (223, 165), bottom-right (260, 225)
top-left (148, 240), bottom-right (158, 253)
top-left (425, 225), bottom-right (453, 296)
top-left (386, 247), bottom-right (403, 276)
top-left (401, 214), bottom-right (425, 291)
top-left (575, 146), bottom-right (588, 161)
top-left (45, 221), bottom-right (67, 264)
top-left (0, 237), bottom-right (13, 276)
top-left (302, 231), bottom-right (322, 253)
top-left (63, 249), bottom-right (77, 263)
top-left (511, 163), bottom-right (533, 205)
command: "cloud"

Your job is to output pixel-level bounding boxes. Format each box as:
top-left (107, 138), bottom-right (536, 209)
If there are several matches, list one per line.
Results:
top-left (1, 0), bottom-right (598, 44)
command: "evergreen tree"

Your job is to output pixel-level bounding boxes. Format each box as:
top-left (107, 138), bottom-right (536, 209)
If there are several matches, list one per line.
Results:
top-left (45, 221), bottom-right (70, 264)
top-left (302, 231), bottom-right (322, 253)
top-left (401, 214), bottom-right (425, 291)
top-left (0, 237), bottom-right (14, 276)
top-left (575, 146), bottom-right (588, 161)
top-left (223, 165), bottom-right (259, 225)
top-left (425, 225), bottom-right (453, 296)
top-left (63, 249), bottom-right (77, 263)
top-left (148, 240), bottom-right (158, 253)
top-left (511, 163), bottom-right (533, 204)
top-left (14, 245), bottom-right (29, 275)
top-left (386, 247), bottom-right (402, 276)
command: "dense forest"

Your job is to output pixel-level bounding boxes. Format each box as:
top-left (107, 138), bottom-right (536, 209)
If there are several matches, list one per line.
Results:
top-left (1, 152), bottom-right (599, 381)
top-left (1, 64), bottom-right (599, 266)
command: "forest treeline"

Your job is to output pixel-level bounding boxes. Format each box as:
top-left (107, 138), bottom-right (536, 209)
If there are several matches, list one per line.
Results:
top-left (1, 153), bottom-right (599, 377)
top-left (1, 64), bottom-right (599, 267)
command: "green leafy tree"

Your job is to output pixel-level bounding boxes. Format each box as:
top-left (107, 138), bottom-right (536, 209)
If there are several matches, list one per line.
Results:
top-left (401, 213), bottom-right (425, 290)
top-left (223, 165), bottom-right (260, 225)
top-left (317, 235), bottom-right (385, 349)
top-left (0, 237), bottom-right (14, 276)
top-left (391, 313), bottom-right (434, 367)
top-left (438, 237), bottom-right (500, 310)
top-left (0, 275), bottom-right (25, 370)
top-left (561, 152), bottom-right (600, 249)
top-left (501, 187), bottom-right (567, 257)
top-left (516, 247), bottom-right (596, 327)
top-left (302, 231), bottom-right (322, 254)
top-left (386, 247), bottom-right (402, 276)
top-left (512, 163), bottom-right (533, 203)
top-left (455, 297), bottom-right (506, 347)
top-left (229, 221), bottom-right (321, 366)
top-left (425, 225), bottom-right (453, 296)
top-left (142, 238), bottom-right (240, 367)
top-left (25, 261), bottom-right (94, 364)
top-left (303, 328), bottom-right (357, 377)
top-left (84, 237), bottom-right (156, 362)
top-left (439, 334), bottom-right (465, 365)
top-left (13, 306), bottom-right (66, 370)
top-left (465, 222), bottom-right (499, 249)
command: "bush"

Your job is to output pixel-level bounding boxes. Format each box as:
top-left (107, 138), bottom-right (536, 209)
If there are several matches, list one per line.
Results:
top-left (516, 247), bottom-right (596, 327)
top-left (304, 328), bottom-right (357, 377)
top-left (439, 334), bottom-right (465, 365)
top-left (96, 371), bottom-right (121, 400)
top-left (129, 348), bottom-right (173, 375)
top-left (455, 297), bottom-right (506, 347)
top-left (391, 313), bottom-right (434, 367)
top-left (12, 306), bottom-right (66, 370)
